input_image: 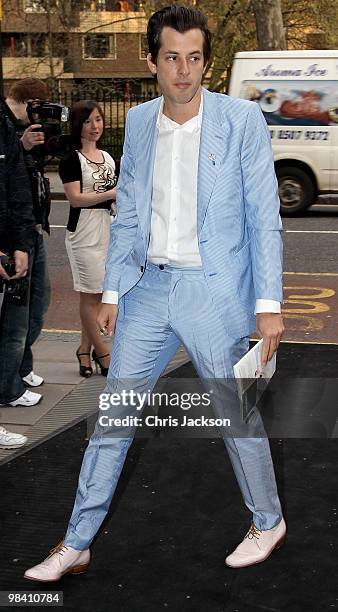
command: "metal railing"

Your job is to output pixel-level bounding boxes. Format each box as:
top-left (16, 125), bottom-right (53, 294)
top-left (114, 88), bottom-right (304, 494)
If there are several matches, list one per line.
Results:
top-left (58, 91), bottom-right (156, 161)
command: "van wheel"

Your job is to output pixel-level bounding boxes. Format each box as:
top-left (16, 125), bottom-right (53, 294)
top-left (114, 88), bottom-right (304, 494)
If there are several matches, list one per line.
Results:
top-left (276, 167), bottom-right (316, 214)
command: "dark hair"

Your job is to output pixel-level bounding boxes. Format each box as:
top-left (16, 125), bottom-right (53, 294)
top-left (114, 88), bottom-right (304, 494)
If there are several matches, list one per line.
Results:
top-left (147, 4), bottom-right (212, 67)
top-left (70, 100), bottom-right (105, 149)
top-left (8, 78), bottom-right (49, 103)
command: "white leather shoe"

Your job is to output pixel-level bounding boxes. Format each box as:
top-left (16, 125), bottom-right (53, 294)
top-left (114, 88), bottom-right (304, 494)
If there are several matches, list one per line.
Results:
top-left (0, 426), bottom-right (27, 449)
top-left (24, 540), bottom-right (90, 582)
top-left (23, 371), bottom-right (44, 387)
top-left (8, 390), bottom-right (42, 407)
top-left (225, 518), bottom-right (286, 568)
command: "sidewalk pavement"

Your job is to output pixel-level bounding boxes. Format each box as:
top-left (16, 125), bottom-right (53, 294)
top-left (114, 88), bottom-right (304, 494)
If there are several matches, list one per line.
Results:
top-left (47, 171), bottom-right (65, 200)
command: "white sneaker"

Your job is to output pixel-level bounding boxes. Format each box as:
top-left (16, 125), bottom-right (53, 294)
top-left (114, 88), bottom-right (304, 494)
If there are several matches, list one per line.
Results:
top-left (8, 390), bottom-right (42, 407)
top-left (24, 541), bottom-right (90, 582)
top-left (225, 518), bottom-right (287, 568)
top-left (23, 371), bottom-right (44, 387)
top-left (0, 426), bottom-right (28, 449)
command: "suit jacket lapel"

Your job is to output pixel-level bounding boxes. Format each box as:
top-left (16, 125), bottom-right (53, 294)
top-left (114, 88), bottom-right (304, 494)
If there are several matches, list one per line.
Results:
top-left (134, 97), bottom-right (162, 230)
top-left (197, 88), bottom-right (229, 234)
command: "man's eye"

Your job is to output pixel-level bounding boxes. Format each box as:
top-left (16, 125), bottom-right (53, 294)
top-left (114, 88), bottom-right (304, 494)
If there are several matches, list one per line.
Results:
top-left (167, 55), bottom-right (176, 61)
top-left (191, 57), bottom-right (200, 62)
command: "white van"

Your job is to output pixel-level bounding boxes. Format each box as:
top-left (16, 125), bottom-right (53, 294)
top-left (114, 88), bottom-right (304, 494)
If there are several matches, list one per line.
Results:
top-left (229, 50), bottom-right (338, 214)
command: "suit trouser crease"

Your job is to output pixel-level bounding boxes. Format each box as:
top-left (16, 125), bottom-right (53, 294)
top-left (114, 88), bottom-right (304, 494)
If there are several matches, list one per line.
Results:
top-left (64, 265), bottom-right (282, 550)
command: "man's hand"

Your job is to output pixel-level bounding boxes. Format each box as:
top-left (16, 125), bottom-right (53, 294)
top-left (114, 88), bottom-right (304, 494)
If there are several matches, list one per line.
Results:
top-left (256, 313), bottom-right (284, 366)
top-left (0, 251), bottom-right (10, 281)
top-left (97, 304), bottom-right (119, 337)
top-left (21, 124), bottom-right (45, 151)
top-left (12, 250), bottom-right (29, 279)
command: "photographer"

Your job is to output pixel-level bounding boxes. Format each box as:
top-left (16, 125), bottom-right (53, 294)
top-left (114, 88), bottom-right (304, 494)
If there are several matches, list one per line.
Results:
top-left (0, 104), bottom-right (34, 446)
top-left (0, 78), bottom-right (52, 405)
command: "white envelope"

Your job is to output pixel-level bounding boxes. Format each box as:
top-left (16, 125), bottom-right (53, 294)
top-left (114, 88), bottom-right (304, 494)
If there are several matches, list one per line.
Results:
top-left (233, 339), bottom-right (277, 421)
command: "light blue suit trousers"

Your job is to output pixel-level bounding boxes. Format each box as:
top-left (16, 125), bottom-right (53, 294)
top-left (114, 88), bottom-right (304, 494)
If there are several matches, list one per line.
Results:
top-left (64, 264), bottom-right (282, 550)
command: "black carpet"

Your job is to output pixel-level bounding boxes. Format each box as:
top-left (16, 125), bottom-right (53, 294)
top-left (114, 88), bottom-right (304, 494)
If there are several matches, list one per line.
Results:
top-left (0, 343), bottom-right (337, 612)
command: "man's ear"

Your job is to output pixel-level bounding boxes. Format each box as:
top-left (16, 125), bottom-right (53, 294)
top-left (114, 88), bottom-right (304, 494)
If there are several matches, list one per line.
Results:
top-left (147, 53), bottom-right (157, 76)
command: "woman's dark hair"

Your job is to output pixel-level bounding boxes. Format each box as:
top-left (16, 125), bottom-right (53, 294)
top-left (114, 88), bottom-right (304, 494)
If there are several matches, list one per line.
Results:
top-left (147, 4), bottom-right (212, 67)
top-left (70, 100), bottom-right (105, 149)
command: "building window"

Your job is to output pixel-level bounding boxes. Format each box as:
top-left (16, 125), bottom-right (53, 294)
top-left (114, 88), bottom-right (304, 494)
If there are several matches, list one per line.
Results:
top-left (3, 33), bottom-right (28, 57)
top-left (24, 0), bottom-right (61, 11)
top-left (96, 0), bottom-right (106, 10)
top-left (30, 34), bottom-right (48, 57)
top-left (83, 34), bottom-right (117, 59)
top-left (139, 33), bottom-right (148, 60)
top-left (78, 0), bottom-right (131, 9)
top-left (25, 0), bottom-right (45, 11)
top-left (3, 32), bottom-right (49, 58)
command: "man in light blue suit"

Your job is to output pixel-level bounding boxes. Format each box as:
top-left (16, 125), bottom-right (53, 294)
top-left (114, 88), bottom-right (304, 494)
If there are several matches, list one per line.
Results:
top-left (25, 5), bottom-right (287, 582)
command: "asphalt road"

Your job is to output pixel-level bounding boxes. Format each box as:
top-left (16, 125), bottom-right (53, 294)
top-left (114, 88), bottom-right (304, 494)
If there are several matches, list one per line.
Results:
top-left (45, 199), bottom-right (338, 344)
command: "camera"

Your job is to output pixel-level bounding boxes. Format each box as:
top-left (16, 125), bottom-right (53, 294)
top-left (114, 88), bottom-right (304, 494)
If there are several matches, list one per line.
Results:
top-left (0, 255), bottom-right (29, 307)
top-left (26, 99), bottom-right (73, 159)
top-left (26, 100), bottom-right (69, 135)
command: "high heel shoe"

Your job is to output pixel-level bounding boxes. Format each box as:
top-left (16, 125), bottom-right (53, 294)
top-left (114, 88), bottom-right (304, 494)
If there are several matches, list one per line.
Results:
top-left (92, 349), bottom-right (110, 377)
top-left (76, 348), bottom-right (93, 378)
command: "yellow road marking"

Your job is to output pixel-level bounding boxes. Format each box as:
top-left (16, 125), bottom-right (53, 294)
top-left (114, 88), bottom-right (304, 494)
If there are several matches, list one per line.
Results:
top-left (280, 339), bottom-right (338, 345)
top-left (284, 272), bottom-right (338, 276)
top-left (285, 230), bottom-right (338, 233)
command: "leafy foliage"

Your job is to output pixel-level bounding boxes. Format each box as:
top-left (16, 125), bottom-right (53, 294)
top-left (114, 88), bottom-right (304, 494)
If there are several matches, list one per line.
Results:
top-left (143, 0), bottom-right (338, 91)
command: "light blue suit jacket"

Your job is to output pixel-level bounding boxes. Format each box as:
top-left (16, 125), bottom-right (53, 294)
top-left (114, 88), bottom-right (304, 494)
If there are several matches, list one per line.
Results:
top-left (103, 87), bottom-right (283, 339)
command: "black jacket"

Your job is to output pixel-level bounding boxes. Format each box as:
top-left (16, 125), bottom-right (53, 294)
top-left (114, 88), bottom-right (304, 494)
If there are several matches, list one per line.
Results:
top-left (0, 108), bottom-right (35, 254)
top-left (0, 97), bottom-right (51, 234)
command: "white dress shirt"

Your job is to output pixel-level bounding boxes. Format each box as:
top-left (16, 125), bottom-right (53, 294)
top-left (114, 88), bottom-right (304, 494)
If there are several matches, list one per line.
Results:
top-left (147, 99), bottom-right (202, 266)
top-left (102, 96), bottom-right (280, 314)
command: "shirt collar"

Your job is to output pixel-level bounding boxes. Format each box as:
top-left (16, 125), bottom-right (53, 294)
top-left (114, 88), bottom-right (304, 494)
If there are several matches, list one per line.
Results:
top-left (156, 92), bottom-right (203, 133)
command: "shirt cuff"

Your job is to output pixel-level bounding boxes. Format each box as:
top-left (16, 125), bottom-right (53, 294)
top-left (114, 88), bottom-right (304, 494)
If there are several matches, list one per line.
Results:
top-left (102, 290), bottom-right (119, 305)
top-left (255, 299), bottom-right (281, 314)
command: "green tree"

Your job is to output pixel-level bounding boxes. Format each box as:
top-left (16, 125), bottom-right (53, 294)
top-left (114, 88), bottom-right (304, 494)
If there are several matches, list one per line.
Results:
top-left (143, 0), bottom-right (338, 90)
top-left (282, 0), bottom-right (338, 49)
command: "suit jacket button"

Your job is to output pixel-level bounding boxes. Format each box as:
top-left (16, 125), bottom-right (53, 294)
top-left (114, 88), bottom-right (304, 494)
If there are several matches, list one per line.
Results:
top-left (159, 264), bottom-right (164, 270)
top-left (140, 266), bottom-right (144, 273)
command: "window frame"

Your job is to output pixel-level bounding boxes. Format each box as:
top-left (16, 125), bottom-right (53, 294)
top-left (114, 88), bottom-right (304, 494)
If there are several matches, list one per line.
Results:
top-left (139, 33), bottom-right (148, 61)
top-left (82, 33), bottom-right (117, 60)
top-left (24, 0), bottom-right (50, 13)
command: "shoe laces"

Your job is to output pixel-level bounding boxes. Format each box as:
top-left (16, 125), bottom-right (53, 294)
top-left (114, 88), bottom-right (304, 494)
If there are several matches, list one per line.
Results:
top-left (48, 540), bottom-right (68, 558)
top-left (245, 522), bottom-right (262, 541)
top-left (0, 426), bottom-right (8, 435)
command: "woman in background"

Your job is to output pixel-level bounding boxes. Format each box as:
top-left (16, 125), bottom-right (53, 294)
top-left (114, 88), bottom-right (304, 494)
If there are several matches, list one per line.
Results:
top-left (59, 100), bottom-right (116, 377)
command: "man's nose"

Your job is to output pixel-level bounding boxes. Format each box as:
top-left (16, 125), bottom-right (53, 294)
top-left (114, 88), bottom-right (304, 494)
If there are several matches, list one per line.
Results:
top-left (178, 58), bottom-right (190, 76)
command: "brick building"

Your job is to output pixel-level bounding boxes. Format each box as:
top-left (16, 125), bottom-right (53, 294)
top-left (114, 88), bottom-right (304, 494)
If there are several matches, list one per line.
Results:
top-left (1, 0), bottom-right (159, 98)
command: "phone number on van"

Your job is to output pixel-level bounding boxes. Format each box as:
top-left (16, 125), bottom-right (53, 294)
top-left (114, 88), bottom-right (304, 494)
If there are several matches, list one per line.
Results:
top-left (270, 130), bottom-right (329, 141)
